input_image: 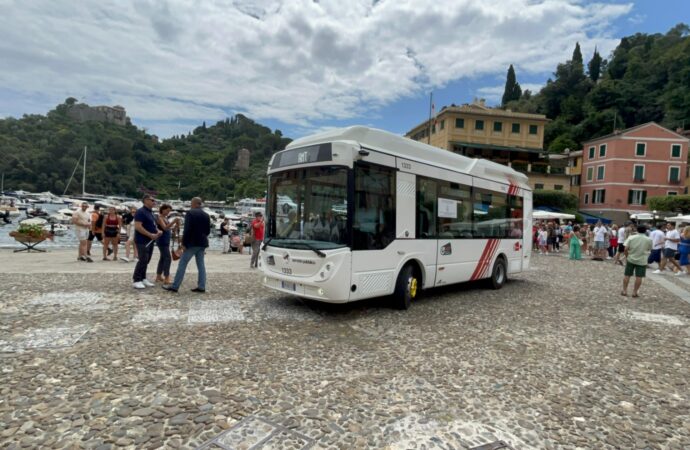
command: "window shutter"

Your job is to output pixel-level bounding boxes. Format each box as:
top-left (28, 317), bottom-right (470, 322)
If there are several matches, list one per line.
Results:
top-left (641, 191), bottom-right (647, 205)
top-left (601, 190), bottom-right (605, 203)
top-left (628, 190), bottom-right (633, 204)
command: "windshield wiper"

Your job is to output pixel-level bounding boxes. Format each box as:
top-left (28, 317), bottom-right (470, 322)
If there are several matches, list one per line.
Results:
top-left (262, 237), bottom-right (272, 250)
top-left (293, 241), bottom-right (326, 257)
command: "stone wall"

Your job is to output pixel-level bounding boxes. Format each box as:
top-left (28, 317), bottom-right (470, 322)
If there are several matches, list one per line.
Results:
top-left (66, 104), bottom-right (129, 126)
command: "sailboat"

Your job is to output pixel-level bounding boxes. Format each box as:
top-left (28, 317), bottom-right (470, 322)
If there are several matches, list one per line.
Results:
top-left (63, 146), bottom-right (104, 203)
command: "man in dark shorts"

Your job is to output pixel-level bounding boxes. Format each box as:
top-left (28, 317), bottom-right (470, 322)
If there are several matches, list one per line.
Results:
top-left (87, 204), bottom-right (103, 256)
top-left (622, 225), bottom-right (653, 298)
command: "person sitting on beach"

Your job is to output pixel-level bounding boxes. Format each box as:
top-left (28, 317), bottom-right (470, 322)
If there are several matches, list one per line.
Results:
top-left (230, 229), bottom-right (242, 253)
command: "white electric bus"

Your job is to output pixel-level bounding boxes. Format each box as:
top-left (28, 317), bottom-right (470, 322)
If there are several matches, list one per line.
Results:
top-left (259, 126), bottom-right (532, 309)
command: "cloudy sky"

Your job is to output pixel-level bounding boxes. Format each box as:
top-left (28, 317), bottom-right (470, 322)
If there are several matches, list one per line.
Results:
top-left (0, 0), bottom-right (685, 139)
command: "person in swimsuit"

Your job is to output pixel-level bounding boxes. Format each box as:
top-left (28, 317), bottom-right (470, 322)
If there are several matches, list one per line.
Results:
top-left (102, 207), bottom-right (122, 261)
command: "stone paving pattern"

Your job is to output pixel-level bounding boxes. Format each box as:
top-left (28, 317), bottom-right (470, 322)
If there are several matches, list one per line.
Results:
top-left (1, 252), bottom-right (689, 449)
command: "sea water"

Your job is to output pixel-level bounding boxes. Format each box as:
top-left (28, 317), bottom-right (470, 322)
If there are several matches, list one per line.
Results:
top-left (0, 204), bottom-right (229, 251)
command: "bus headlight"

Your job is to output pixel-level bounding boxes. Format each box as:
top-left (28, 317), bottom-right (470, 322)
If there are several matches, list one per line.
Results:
top-left (319, 262), bottom-right (335, 280)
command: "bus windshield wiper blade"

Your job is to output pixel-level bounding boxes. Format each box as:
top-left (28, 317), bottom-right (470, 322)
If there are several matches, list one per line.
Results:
top-left (295, 241), bottom-right (326, 257)
top-left (262, 237), bottom-right (272, 250)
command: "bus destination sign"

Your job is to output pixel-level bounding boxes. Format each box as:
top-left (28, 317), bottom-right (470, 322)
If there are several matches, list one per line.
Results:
top-left (271, 143), bottom-right (332, 169)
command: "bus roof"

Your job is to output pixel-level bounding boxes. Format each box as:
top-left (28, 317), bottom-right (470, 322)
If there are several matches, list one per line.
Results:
top-left (286, 126), bottom-right (531, 190)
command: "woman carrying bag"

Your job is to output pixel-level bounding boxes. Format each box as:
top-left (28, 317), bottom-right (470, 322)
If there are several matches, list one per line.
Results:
top-left (155, 204), bottom-right (181, 284)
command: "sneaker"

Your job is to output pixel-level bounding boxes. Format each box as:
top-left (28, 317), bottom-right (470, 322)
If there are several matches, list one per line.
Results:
top-left (119, 256), bottom-right (129, 262)
top-left (85, 257), bottom-right (94, 263)
top-left (142, 279), bottom-right (156, 287)
top-left (108, 248), bottom-right (114, 256)
top-left (675, 271), bottom-right (686, 277)
top-left (132, 281), bottom-right (146, 289)
top-left (162, 285), bottom-right (178, 292)
top-left (652, 269), bottom-right (662, 274)
top-left (191, 287), bottom-right (206, 293)
top-left (78, 256), bottom-right (86, 261)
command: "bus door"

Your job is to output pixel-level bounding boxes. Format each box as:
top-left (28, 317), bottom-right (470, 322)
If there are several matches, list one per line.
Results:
top-left (507, 189), bottom-right (525, 273)
top-left (350, 158), bottom-right (399, 300)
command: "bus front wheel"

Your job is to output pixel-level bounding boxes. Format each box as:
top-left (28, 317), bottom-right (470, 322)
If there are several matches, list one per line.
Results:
top-left (489, 257), bottom-right (507, 290)
top-left (393, 265), bottom-right (418, 310)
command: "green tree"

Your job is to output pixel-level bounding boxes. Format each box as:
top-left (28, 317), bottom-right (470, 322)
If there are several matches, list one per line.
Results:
top-left (588, 47), bottom-right (603, 82)
top-left (501, 64), bottom-right (522, 106)
top-left (533, 190), bottom-right (578, 210)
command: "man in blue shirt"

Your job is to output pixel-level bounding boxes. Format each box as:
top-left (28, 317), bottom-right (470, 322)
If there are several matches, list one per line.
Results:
top-left (164, 197), bottom-right (211, 293)
top-left (132, 194), bottom-right (162, 289)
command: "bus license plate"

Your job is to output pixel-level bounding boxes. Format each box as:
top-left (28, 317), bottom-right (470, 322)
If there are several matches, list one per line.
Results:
top-left (281, 281), bottom-right (296, 291)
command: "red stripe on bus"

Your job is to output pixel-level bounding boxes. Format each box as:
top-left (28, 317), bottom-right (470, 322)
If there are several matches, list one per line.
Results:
top-left (476, 238), bottom-right (499, 280)
top-left (470, 240), bottom-right (494, 281)
top-left (480, 238), bottom-right (501, 279)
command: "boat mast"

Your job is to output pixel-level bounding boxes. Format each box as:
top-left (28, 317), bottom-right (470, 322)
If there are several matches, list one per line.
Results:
top-left (82, 146), bottom-right (87, 195)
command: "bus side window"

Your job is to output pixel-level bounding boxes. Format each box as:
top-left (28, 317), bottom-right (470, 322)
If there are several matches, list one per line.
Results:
top-left (416, 177), bottom-right (437, 238)
top-left (473, 188), bottom-right (509, 238)
top-left (353, 163), bottom-right (396, 250)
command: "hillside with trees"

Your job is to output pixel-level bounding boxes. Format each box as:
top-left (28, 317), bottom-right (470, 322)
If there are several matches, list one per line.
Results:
top-left (2, 24), bottom-right (688, 200)
top-left (503, 24), bottom-right (690, 152)
top-left (0, 100), bottom-right (290, 200)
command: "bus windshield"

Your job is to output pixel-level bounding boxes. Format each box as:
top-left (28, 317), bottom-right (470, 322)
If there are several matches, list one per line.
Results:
top-left (267, 166), bottom-right (348, 250)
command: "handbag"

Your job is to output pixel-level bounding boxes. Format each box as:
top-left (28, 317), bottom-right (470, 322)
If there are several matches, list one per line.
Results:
top-left (172, 241), bottom-right (183, 261)
top-left (578, 239), bottom-right (584, 246)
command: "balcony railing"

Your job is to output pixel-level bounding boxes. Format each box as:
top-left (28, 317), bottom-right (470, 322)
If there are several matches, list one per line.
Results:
top-left (633, 177), bottom-right (645, 182)
top-left (669, 179), bottom-right (681, 184)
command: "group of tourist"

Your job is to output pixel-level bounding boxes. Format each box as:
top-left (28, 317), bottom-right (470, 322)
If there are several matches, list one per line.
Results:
top-left (534, 219), bottom-right (690, 297)
top-left (72, 195), bottom-right (266, 293)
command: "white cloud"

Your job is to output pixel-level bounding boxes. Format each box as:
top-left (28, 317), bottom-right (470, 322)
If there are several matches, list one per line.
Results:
top-left (476, 83), bottom-right (545, 104)
top-left (0, 0), bottom-right (633, 136)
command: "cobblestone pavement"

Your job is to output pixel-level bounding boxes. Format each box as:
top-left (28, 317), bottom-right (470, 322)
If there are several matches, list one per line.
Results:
top-left (1, 250), bottom-right (689, 449)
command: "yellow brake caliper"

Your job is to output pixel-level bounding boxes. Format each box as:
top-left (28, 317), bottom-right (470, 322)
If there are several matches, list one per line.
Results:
top-left (409, 277), bottom-right (418, 298)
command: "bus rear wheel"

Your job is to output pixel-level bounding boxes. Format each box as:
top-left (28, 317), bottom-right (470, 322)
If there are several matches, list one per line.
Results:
top-left (393, 265), bottom-right (419, 310)
top-left (488, 257), bottom-right (507, 290)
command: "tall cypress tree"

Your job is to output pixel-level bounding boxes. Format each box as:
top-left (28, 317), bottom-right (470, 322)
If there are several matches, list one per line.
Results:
top-left (588, 47), bottom-right (603, 82)
top-left (572, 42), bottom-right (583, 66)
top-left (502, 64), bottom-right (522, 106)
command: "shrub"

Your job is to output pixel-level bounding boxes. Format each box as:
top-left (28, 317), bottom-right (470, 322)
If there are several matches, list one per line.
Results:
top-left (533, 190), bottom-right (578, 210)
top-left (16, 223), bottom-right (45, 238)
top-left (648, 195), bottom-right (690, 213)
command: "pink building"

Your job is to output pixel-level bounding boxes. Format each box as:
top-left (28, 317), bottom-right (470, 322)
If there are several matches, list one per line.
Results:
top-left (580, 122), bottom-right (689, 224)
